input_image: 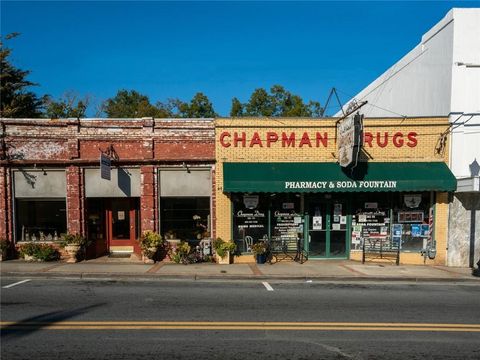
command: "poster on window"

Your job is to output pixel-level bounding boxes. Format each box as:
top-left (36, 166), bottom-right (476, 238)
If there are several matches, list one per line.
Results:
top-left (421, 224), bottom-right (429, 237)
top-left (312, 216), bottom-right (322, 230)
top-left (243, 195), bottom-right (259, 209)
top-left (411, 224), bottom-right (422, 237)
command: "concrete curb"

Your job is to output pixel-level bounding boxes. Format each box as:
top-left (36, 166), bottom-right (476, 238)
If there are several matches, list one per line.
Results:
top-left (2, 271), bottom-right (480, 284)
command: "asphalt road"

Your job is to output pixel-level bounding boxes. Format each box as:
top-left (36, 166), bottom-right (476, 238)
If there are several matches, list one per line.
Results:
top-left (1, 277), bottom-right (480, 360)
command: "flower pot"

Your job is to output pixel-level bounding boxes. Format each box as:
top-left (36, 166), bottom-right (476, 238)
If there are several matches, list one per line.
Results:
top-left (256, 253), bottom-right (267, 264)
top-left (24, 254), bottom-right (35, 261)
top-left (65, 244), bottom-right (81, 263)
top-left (142, 246), bottom-right (158, 264)
top-left (217, 251), bottom-right (232, 264)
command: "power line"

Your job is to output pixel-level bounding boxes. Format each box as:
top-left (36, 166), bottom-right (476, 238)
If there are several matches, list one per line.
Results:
top-left (335, 88), bottom-right (407, 118)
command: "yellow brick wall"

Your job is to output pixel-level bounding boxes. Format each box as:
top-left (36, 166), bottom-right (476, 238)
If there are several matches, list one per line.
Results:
top-left (214, 117), bottom-right (451, 265)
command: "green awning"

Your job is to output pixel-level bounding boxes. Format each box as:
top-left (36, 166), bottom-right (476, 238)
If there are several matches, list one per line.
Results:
top-left (223, 162), bottom-right (456, 193)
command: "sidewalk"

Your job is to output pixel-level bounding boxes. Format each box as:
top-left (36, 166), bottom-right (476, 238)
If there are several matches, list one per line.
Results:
top-left (1, 258), bottom-right (479, 283)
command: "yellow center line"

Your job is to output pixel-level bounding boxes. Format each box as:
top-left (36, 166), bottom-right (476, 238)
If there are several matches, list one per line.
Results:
top-left (1, 321), bottom-right (480, 332)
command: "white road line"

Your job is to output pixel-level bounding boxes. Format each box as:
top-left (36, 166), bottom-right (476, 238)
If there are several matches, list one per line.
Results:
top-left (262, 281), bottom-right (274, 291)
top-left (2, 279), bottom-right (31, 289)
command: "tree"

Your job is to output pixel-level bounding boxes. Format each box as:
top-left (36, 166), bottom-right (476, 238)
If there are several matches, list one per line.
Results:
top-left (44, 92), bottom-right (89, 118)
top-left (0, 33), bottom-right (43, 117)
top-left (231, 85), bottom-right (323, 117)
top-left (103, 90), bottom-right (216, 118)
top-left (244, 88), bottom-right (274, 116)
top-left (230, 97), bottom-right (243, 117)
top-left (184, 92), bottom-right (216, 118)
top-left (103, 90), bottom-right (169, 118)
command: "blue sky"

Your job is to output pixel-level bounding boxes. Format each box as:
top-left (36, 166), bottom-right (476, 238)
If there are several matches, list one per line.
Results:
top-left (1, 1), bottom-right (478, 116)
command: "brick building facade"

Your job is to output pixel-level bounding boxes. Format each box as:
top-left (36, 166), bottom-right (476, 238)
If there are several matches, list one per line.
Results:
top-left (0, 118), bottom-right (215, 258)
top-left (1, 116), bottom-right (458, 265)
top-left (215, 117), bottom-right (456, 265)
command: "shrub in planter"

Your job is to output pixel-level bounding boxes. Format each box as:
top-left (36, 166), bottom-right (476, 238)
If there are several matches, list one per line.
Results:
top-left (251, 241), bottom-right (268, 264)
top-left (60, 233), bottom-right (91, 263)
top-left (171, 241), bottom-right (191, 264)
top-left (19, 242), bottom-right (59, 262)
top-left (0, 239), bottom-right (10, 261)
top-left (139, 231), bottom-right (164, 262)
top-left (213, 238), bottom-right (236, 264)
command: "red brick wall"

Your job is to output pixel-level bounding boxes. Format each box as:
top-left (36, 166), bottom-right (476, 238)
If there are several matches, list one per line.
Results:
top-left (0, 166), bottom-right (12, 240)
top-left (141, 165), bottom-right (156, 232)
top-left (1, 118), bottom-right (216, 244)
top-left (66, 166), bottom-right (83, 235)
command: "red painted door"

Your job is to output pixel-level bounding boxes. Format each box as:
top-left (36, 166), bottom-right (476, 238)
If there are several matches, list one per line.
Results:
top-left (107, 198), bottom-right (137, 249)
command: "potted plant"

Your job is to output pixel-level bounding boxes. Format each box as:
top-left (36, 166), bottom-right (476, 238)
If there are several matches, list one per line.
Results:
top-left (60, 233), bottom-right (90, 263)
top-left (139, 230), bottom-right (163, 263)
top-left (0, 239), bottom-right (10, 261)
top-left (171, 241), bottom-right (191, 264)
top-left (251, 241), bottom-right (268, 264)
top-left (18, 242), bottom-right (59, 262)
top-left (213, 237), bottom-right (236, 264)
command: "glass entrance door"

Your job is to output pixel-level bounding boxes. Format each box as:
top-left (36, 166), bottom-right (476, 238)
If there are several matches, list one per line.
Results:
top-left (308, 200), bottom-right (348, 258)
top-left (107, 198), bottom-right (138, 248)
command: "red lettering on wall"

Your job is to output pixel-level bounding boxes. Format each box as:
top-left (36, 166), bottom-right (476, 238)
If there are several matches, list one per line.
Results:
top-left (282, 132), bottom-right (295, 147)
top-left (233, 132), bottom-right (246, 147)
top-left (249, 132), bottom-right (263, 147)
top-left (364, 132), bottom-right (373, 147)
top-left (220, 132), bottom-right (231, 147)
top-left (392, 132), bottom-right (404, 147)
top-left (316, 132), bottom-right (328, 147)
top-left (266, 132), bottom-right (279, 147)
top-left (299, 132), bottom-right (312, 147)
top-left (377, 132), bottom-right (388, 148)
top-left (407, 132), bottom-right (418, 147)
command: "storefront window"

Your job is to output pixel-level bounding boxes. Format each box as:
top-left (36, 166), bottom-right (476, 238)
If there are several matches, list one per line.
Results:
top-left (232, 194), bottom-right (269, 252)
top-left (15, 199), bottom-right (67, 242)
top-left (160, 197), bottom-right (210, 241)
top-left (270, 194), bottom-right (302, 242)
top-left (351, 192), bottom-right (433, 252)
top-left (393, 193), bottom-right (433, 251)
top-left (232, 193), bottom-right (303, 254)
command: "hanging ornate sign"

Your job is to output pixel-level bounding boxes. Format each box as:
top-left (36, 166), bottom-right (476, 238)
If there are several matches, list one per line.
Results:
top-left (337, 113), bottom-right (363, 167)
top-left (404, 194), bottom-right (422, 208)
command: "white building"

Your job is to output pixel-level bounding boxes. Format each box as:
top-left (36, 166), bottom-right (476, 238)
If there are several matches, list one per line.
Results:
top-left (336, 8), bottom-right (480, 267)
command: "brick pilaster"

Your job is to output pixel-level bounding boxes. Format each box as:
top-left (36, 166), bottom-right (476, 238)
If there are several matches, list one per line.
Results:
top-left (141, 165), bottom-right (156, 233)
top-left (66, 166), bottom-right (83, 235)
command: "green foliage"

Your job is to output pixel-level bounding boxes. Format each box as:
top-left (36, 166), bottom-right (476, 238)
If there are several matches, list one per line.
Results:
top-left (251, 241), bottom-right (268, 255)
top-left (184, 92), bottom-right (216, 118)
top-left (232, 85), bottom-right (323, 117)
top-left (103, 90), bottom-right (166, 118)
top-left (230, 97), bottom-right (244, 117)
top-left (19, 242), bottom-right (59, 261)
top-left (44, 92), bottom-right (88, 118)
top-left (0, 33), bottom-right (43, 118)
top-left (0, 239), bottom-right (10, 251)
top-left (213, 237), bottom-right (236, 258)
top-left (103, 90), bottom-right (216, 118)
top-left (139, 230), bottom-right (163, 250)
top-left (60, 233), bottom-right (90, 247)
top-left (171, 241), bottom-right (191, 264)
